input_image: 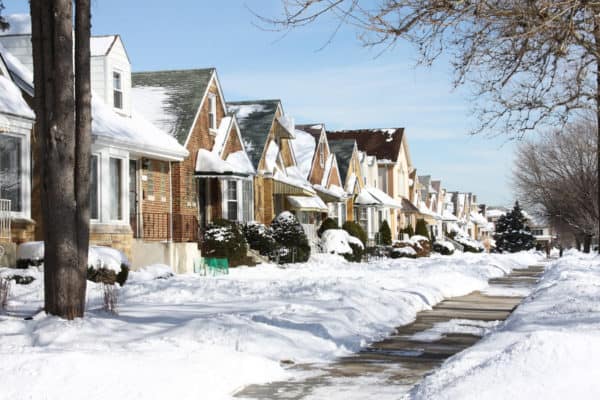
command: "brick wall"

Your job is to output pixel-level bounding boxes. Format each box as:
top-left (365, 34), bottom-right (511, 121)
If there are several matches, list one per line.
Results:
top-left (139, 158), bottom-right (171, 241)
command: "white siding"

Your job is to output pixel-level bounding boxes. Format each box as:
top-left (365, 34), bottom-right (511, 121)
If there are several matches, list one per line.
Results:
top-left (0, 35), bottom-right (33, 72)
top-left (105, 38), bottom-right (131, 116)
top-left (91, 56), bottom-right (106, 104)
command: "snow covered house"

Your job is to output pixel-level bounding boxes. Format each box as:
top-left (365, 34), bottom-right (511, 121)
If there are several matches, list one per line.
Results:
top-left (416, 175), bottom-right (444, 239)
top-left (0, 25), bottom-right (189, 269)
top-left (132, 68), bottom-right (255, 271)
top-left (0, 46), bottom-right (35, 267)
top-left (294, 124), bottom-right (347, 226)
top-left (327, 138), bottom-right (364, 225)
top-left (326, 128), bottom-right (415, 242)
top-left (227, 100), bottom-right (323, 244)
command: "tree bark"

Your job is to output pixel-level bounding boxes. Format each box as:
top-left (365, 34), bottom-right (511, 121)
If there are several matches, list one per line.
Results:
top-left (31, 0), bottom-right (90, 319)
top-left (584, 234), bottom-right (592, 254)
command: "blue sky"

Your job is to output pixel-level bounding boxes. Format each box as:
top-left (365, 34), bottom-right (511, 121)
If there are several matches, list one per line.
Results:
top-left (4, 0), bottom-right (517, 205)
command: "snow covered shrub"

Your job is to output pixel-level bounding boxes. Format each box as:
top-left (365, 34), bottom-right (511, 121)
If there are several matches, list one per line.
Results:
top-left (317, 218), bottom-right (339, 238)
top-left (271, 212), bottom-right (310, 264)
top-left (415, 219), bottom-right (430, 240)
top-left (87, 246), bottom-right (130, 286)
top-left (203, 219), bottom-right (249, 267)
top-left (410, 235), bottom-right (432, 257)
top-left (342, 221), bottom-right (367, 262)
top-left (433, 240), bottom-right (455, 255)
top-left (493, 202), bottom-right (536, 253)
top-left (16, 241), bottom-right (44, 269)
top-left (242, 222), bottom-right (276, 256)
top-left (319, 229), bottom-right (364, 262)
top-left (342, 221), bottom-right (367, 246)
top-left (378, 220), bottom-right (392, 245)
top-left (391, 246), bottom-right (417, 259)
top-left (453, 235), bottom-right (485, 253)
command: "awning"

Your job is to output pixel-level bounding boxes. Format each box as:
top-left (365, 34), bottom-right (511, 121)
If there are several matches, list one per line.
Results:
top-left (354, 186), bottom-right (402, 209)
top-left (195, 149), bottom-right (253, 178)
top-left (314, 184), bottom-right (346, 203)
top-left (273, 170), bottom-right (316, 196)
top-left (401, 198), bottom-right (420, 214)
top-left (287, 195), bottom-right (328, 212)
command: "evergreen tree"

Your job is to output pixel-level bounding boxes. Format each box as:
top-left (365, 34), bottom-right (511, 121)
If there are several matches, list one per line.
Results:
top-left (415, 219), bottom-right (430, 240)
top-left (493, 202), bottom-right (536, 253)
top-left (378, 220), bottom-right (392, 245)
top-left (271, 212), bottom-right (311, 263)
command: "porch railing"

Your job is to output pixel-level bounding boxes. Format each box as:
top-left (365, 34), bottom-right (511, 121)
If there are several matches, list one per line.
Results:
top-left (131, 212), bottom-right (171, 241)
top-left (173, 214), bottom-right (199, 243)
top-left (0, 199), bottom-right (11, 240)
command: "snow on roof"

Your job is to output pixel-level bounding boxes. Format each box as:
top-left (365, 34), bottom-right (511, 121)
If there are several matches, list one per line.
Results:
top-left (346, 173), bottom-right (358, 193)
top-left (470, 211), bottom-right (488, 226)
top-left (292, 128), bottom-right (316, 178)
top-left (212, 116), bottom-right (233, 155)
top-left (314, 184), bottom-right (346, 201)
top-left (0, 14), bottom-right (31, 35)
top-left (0, 74), bottom-right (34, 119)
top-left (92, 97), bottom-right (188, 160)
top-left (355, 186), bottom-right (402, 209)
top-left (486, 209), bottom-right (506, 218)
top-left (225, 151), bottom-right (255, 175)
top-left (0, 42), bottom-right (34, 95)
top-left (419, 202), bottom-right (441, 220)
top-left (264, 140), bottom-right (279, 173)
top-left (273, 169), bottom-right (315, 195)
top-left (287, 195), bottom-right (328, 212)
top-left (442, 210), bottom-right (458, 221)
top-left (90, 35), bottom-right (117, 57)
top-left (195, 149), bottom-right (251, 176)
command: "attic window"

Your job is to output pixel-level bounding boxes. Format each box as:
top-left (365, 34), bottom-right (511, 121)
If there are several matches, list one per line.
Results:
top-left (113, 71), bottom-right (123, 109)
top-left (319, 142), bottom-right (324, 167)
top-left (208, 94), bottom-right (217, 131)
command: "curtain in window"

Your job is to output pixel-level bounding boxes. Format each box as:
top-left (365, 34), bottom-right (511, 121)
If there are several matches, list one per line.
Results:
top-left (0, 135), bottom-right (22, 211)
top-left (109, 158), bottom-right (122, 220)
top-left (242, 180), bottom-right (253, 222)
top-left (227, 180), bottom-right (237, 221)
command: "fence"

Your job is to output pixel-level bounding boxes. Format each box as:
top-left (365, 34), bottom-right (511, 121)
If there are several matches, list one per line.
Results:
top-left (131, 212), bottom-right (171, 241)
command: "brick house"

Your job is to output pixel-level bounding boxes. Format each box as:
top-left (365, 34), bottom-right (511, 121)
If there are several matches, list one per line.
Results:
top-left (294, 124), bottom-right (347, 226)
top-left (327, 139), bottom-right (364, 225)
top-left (132, 69), bottom-right (255, 272)
top-left (0, 49), bottom-right (35, 267)
top-left (326, 129), bottom-right (415, 242)
top-left (1, 31), bottom-right (189, 267)
top-left (227, 100), bottom-right (322, 240)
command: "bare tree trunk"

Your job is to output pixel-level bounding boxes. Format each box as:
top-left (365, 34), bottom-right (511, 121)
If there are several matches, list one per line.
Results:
top-left (31, 0), bottom-right (90, 319)
top-left (595, 19), bottom-right (600, 254)
top-left (584, 234), bottom-right (592, 253)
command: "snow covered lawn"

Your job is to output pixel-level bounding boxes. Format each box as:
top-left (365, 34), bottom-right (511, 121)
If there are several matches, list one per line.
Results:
top-left (410, 251), bottom-right (600, 400)
top-left (0, 252), bottom-right (539, 400)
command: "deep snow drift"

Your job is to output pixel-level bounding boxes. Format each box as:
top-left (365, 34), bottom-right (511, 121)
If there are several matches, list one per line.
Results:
top-left (0, 252), bottom-right (539, 400)
top-left (410, 251), bottom-right (600, 400)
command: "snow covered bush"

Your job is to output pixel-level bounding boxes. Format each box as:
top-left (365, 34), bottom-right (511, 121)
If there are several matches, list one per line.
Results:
top-left (16, 241), bottom-right (44, 269)
top-left (494, 202), bottom-right (536, 253)
top-left (317, 217), bottom-right (339, 238)
top-left (271, 212), bottom-right (310, 264)
top-left (202, 219), bottom-right (249, 267)
top-left (88, 246), bottom-right (130, 286)
top-left (342, 221), bottom-right (367, 262)
top-left (378, 220), bottom-right (392, 245)
top-left (410, 235), bottom-right (432, 257)
top-left (453, 235), bottom-right (485, 253)
top-left (433, 240), bottom-right (455, 255)
top-left (399, 224), bottom-right (414, 240)
top-left (319, 229), bottom-right (364, 262)
top-left (391, 246), bottom-right (417, 259)
top-left (242, 222), bottom-right (276, 256)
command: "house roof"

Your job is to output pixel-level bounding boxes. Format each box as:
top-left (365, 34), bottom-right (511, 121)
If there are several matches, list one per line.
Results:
top-left (295, 124), bottom-right (323, 141)
top-left (292, 128), bottom-right (317, 178)
top-left (227, 99), bottom-right (281, 169)
top-left (328, 139), bottom-right (356, 183)
top-left (326, 128), bottom-right (404, 162)
top-left (132, 68), bottom-right (215, 145)
top-left (90, 35), bottom-right (117, 57)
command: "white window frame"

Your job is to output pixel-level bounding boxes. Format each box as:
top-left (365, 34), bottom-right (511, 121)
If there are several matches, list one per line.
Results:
top-left (89, 153), bottom-right (100, 222)
top-left (0, 123), bottom-right (31, 220)
top-left (208, 93), bottom-right (217, 133)
top-left (113, 70), bottom-right (123, 110)
top-left (242, 179), bottom-right (254, 222)
top-left (92, 146), bottom-right (129, 225)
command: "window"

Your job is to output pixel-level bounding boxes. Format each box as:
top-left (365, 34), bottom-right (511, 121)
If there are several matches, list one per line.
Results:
top-left (109, 158), bottom-right (122, 220)
top-left (339, 203), bottom-right (346, 224)
top-left (113, 71), bottom-right (123, 109)
top-left (328, 203), bottom-right (338, 220)
top-left (242, 180), bottom-right (253, 221)
top-left (0, 135), bottom-right (22, 211)
top-left (378, 167), bottom-right (387, 193)
top-left (227, 180), bottom-right (238, 221)
top-left (359, 208), bottom-right (368, 234)
top-left (208, 94), bottom-right (217, 130)
top-left (532, 229), bottom-right (544, 236)
top-left (90, 155), bottom-right (99, 219)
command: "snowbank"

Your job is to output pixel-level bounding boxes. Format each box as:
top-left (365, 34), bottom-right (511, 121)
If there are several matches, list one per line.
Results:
top-left (1, 252), bottom-right (540, 399)
top-left (320, 229), bottom-right (363, 255)
top-left (410, 252), bottom-right (600, 400)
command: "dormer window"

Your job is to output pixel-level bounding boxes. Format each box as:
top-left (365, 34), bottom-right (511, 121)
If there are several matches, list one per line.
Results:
top-left (113, 71), bottom-right (123, 109)
top-left (208, 94), bottom-right (217, 131)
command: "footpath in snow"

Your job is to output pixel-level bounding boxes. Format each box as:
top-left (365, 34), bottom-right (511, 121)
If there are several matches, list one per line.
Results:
top-left (0, 252), bottom-right (539, 400)
top-left (410, 250), bottom-right (600, 400)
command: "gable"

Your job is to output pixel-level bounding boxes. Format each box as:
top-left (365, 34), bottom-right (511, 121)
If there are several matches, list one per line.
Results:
top-left (132, 68), bottom-right (215, 145)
